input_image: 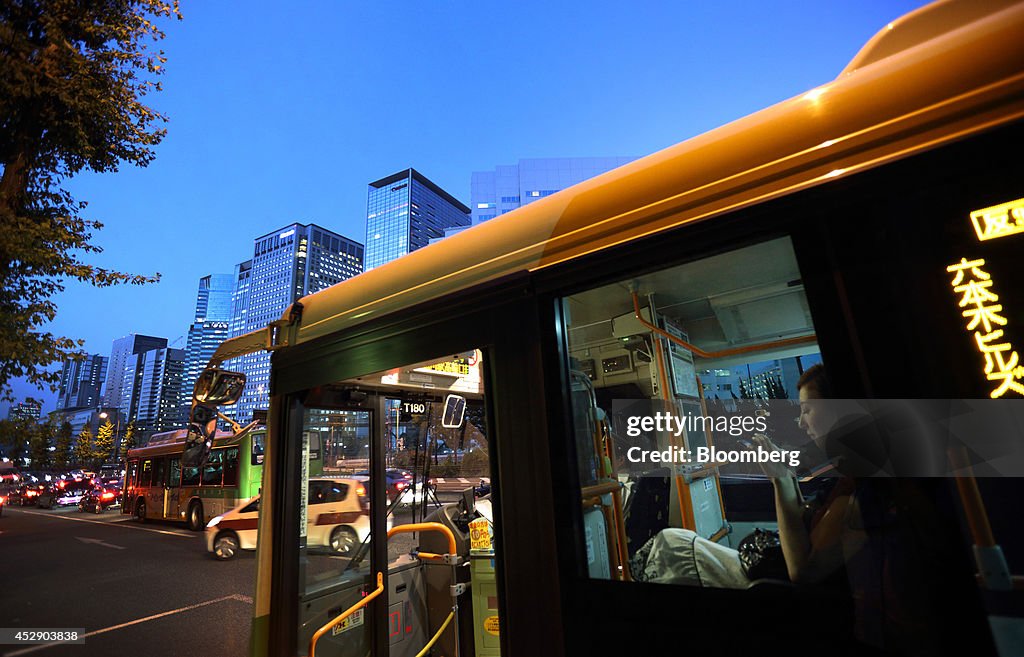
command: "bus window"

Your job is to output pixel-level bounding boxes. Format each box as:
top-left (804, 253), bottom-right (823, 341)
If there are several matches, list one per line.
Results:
top-left (154, 458), bottom-right (167, 490)
top-left (182, 464), bottom-right (200, 487)
top-left (202, 450), bottom-right (224, 486)
top-left (168, 457), bottom-right (181, 488)
top-left (251, 431), bottom-right (265, 466)
top-left (562, 237), bottom-right (825, 583)
top-left (140, 459), bottom-right (153, 487)
top-left (559, 235), bottom-right (987, 654)
top-left (223, 447), bottom-right (239, 487)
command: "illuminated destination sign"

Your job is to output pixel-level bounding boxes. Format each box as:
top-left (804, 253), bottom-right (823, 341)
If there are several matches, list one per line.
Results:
top-left (970, 197), bottom-right (1024, 241)
top-left (945, 197), bottom-right (1024, 397)
top-left (946, 258), bottom-right (1022, 397)
top-left (414, 360), bottom-right (470, 377)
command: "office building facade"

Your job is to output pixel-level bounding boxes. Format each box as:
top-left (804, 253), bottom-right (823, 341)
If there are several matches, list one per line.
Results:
top-left (228, 223), bottom-right (363, 423)
top-left (56, 354), bottom-right (108, 410)
top-left (183, 274), bottom-right (234, 414)
top-left (131, 347), bottom-right (187, 437)
top-left (7, 400), bottom-right (42, 422)
top-left (470, 157), bottom-right (636, 224)
top-left (103, 334), bottom-right (168, 411)
top-left (364, 168), bottom-right (470, 271)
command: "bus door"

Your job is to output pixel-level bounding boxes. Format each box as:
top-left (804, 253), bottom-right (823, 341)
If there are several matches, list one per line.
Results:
top-left (145, 458), bottom-right (166, 520)
top-left (288, 350), bottom-right (492, 657)
top-left (293, 397), bottom-right (378, 656)
top-left (163, 456), bottom-right (182, 520)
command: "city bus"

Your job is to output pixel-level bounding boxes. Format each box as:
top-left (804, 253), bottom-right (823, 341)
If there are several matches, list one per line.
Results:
top-left (188, 1), bottom-right (1024, 655)
top-left (123, 426), bottom-right (323, 530)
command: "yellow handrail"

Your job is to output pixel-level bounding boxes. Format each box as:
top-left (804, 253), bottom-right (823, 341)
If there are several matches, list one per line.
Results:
top-left (414, 611), bottom-right (455, 657)
top-left (388, 521), bottom-right (458, 556)
top-left (309, 571), bottom-right (384, 657)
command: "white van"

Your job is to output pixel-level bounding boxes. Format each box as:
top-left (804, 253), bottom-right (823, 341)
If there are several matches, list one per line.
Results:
top-left (205, 477), bottom-right (378, 560)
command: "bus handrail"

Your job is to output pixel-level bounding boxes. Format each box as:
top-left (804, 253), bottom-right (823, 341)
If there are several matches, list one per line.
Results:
top-left (309, 571), bottom-right (384, 657)
top-left (631, 290), bottom-right (817, 358)
top-left (388, 521), bottom-right (458, 556)
top-left (415, 611), bottom-right (455, 657)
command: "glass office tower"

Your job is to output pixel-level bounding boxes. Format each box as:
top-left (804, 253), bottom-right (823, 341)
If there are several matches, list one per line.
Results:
top-left (227, 223), bottom-right (364, 423)
top-left (56, 354), bottom-right (108, 410)
top-left (364, 168), bottom-right (470, 271)
top-left (182, 273), bottom-right (235, 416)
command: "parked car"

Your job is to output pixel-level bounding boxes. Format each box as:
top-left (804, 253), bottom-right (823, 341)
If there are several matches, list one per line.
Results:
top-left (37, 479), bottom-right (91, 509)
top-left (78, 485), bottom-right (121, 514)
top-left (205, 477), bottom-right (388, 560)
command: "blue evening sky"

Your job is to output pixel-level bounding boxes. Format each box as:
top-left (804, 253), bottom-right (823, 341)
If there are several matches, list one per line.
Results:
top-left (5, 0), bottom-right (928, 416)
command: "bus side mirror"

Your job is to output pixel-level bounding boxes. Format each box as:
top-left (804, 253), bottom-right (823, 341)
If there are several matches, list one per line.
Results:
top-left (183, 368), bottom-right (246, 468)
top-left (194, 369), bottom-right (246, 406)
top-left (442, 394), bottom-right (466, 429)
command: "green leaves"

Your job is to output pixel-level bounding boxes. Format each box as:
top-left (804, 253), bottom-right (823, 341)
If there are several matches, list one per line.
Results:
top-left (0, 1), bottom-right (180, 400)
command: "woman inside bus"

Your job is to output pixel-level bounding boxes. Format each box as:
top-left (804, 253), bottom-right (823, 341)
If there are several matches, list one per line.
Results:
top-left (631, 365), bottom-right (963, 655)
top-left (630, 365), bottom-right (854, 588)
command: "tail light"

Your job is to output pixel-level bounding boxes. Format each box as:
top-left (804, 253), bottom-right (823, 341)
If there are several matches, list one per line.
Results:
top-left (395, 481), bottom-right (406, 491)
top-left (355, 484), bottom-right (369, 513)
top-left (101, 492), bottom-right (115, 500)
top-left (58, 481), bottom-right (66, 489)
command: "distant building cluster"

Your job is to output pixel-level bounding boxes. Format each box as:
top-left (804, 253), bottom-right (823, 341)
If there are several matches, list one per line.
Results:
top-left (21, 158), bottom-right (633, 445)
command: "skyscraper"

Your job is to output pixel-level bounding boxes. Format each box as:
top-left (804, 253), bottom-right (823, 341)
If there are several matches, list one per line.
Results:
top-left (103, 334), bottom-right (168, 411)
top-left (364, 168), bottom-right (470, 271)
top-left (132, 347), bottom-right (187, 436)
top-left (182, 274), bottom-right (234, 413)
top-left (470, 157), bottom-right (636, 224)
top-left (227, 223), bottom-right (363, 423)
top-left (7, 400), bottom-right (42, 422)
top-left (56, 354), bottom-right (108, 410)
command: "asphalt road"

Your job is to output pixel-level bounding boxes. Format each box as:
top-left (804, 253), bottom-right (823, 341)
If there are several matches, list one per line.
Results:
top-left (0, 505), bottom-right (254, 657)
top-left (0, 491), bottom-right (470, 657)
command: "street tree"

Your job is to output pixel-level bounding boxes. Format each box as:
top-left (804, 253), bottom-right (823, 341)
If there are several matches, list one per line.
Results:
top-left (53, 421), bottom-right (72, 469)
top-left (0, 1), bottom-right (182, 401)
top-left (119, 421), bottom-right (137, 462)
top-left (29, 421), bottom-right (51, 469)
top-left (73, 426), bottom-right (94, 467)
top-left (94, 419), bottom-right (115, 468)
top-left (0, 418), bottom-right (29, 463)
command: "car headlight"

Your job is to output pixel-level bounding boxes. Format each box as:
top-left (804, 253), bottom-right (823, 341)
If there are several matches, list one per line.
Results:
top-left (206, 516), bottom-right (222, 529)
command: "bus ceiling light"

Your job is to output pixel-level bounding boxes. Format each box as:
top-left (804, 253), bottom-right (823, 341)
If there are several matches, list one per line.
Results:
top-left (825, 168), bottom-right (846, 179)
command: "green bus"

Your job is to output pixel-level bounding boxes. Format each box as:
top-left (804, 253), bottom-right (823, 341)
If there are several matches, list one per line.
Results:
top-left (123, 427), bottom-right (322, 531)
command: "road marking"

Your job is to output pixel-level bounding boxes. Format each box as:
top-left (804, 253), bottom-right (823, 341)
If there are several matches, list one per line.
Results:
top-left (6, 507), bottom-right (195, 538)
top-left (75, 536), bottom-right (125, 550)
top-left (2, 595), bottom-right (253, 656)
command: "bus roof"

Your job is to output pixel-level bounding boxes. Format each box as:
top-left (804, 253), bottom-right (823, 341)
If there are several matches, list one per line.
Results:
top-left (213, 0), bottom-right (1024, 362)
top-left (128, 428), bottom-right (260, 459)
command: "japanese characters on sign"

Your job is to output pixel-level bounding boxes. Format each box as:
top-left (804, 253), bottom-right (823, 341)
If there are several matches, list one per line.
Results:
top-left (946, 257), bottom-right (1024, 398)
top-left (970, 197), bottom-right (1024, 242)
